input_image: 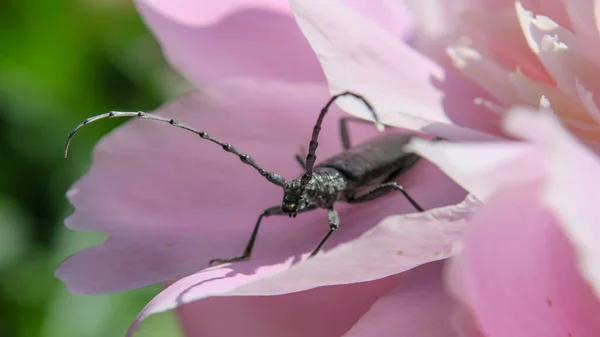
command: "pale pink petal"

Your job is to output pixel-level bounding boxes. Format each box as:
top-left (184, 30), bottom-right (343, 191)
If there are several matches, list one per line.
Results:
top-left (537, 35), bottom-right (581, 98)
top-left (508, 71), bottom-right (600, 144)
top-left (446, 45), bottom-right (521, 106)
top-left (156, 276), bottom-right (401, 337)
top-left (136, 0), bottom-right (417, 38)
top-left (410, 0), bottom-right (570, 36)
top-left (135, 0), bottom-right (324, 84)
top-left (576, 81), bottom-right (600, 125)
top-left (407, 1), bottom-right (552, 83)
top-left (512, 66), bottom-right (600, 144)
top-left (290, 0), bottom-right (501, 141)
top-left (460, 6), bottom-right (553, 84)
top-left (565, 0), bottom-right (600, 47)
top-left (447, 183), bottom-right (600, 337)
top-left (517, 1), bottom-right (565, 55)
top-left (343, 261), bottom-right (460, 337)
top-left (135, 0), bottom-right (290, 25)
top-left (516, 1), bottom-right (582, 91)
top-left (517, 1), bottom-right (600, 72)
top-left (407, 138), bottom-right (543, 201)
top-left (56, 79), bottom-right (466, 295)
top-left (464, 0), bottom-right (519, 11)
top-left (56, 81), bottom-right (340, 293)
top-left (505, 111), bottom-right (600, 297)
top-left (596, 0), bottom-right (600, 37)
top-left (125, 194), bottom-right (470, 334)
top-left (403, 0), bottom-right (516, 37)
top-left (533, 29), bottom-right (600, 114)
top-left (508, 68), bottom-right (559, 106)
top-left (564, 54), bottom-right (600, 120)
top-left (345, 0), bottom-right (415, 38)
top-left (451, 0), bottom-right (512, 12)
top-left (521, 0), bottom-right (573, 29)
top-left (412, 109), bottom-right (600, 303)
top-left (402, 0), bottom-right (461, 38)
top-left (450, 307), bottom-right (487, 337)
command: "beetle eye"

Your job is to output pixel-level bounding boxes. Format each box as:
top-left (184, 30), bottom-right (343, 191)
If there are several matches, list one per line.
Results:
top-left (283, 203), bottom-right (297, 212)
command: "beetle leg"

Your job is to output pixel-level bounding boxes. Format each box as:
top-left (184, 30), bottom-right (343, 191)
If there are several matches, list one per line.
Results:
top-left (347, 182), bottom-right (424, 212)
top-left (295, 154), bottom-right (307, 170)
top-left (295, 145), bottom-right (308, 169)
top-left (209, 205), bottom-right (283, 266)
top-left (295, 154), bottom-right (307, 169)
top-left (309, 208), bottom-right (339, 257)
top-left (209, 205), bottom-right (318, 266)
top-left (339, 116), bottom-right (384, 150)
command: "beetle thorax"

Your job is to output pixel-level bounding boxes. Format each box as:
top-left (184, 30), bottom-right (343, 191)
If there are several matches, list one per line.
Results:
top-left (282, 167), bottom-right (347, 215)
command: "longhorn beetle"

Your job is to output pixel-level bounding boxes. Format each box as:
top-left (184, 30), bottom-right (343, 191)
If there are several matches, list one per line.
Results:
top-left (64, 92), bottom-right (424, 266)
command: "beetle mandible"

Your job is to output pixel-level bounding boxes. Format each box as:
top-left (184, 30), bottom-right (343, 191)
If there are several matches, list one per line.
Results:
top-left (64, 92), bottom-right (424, 265)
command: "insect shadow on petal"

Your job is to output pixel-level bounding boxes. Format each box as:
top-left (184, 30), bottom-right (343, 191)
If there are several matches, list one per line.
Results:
top-left (65, 92), bottom-right (425, 266)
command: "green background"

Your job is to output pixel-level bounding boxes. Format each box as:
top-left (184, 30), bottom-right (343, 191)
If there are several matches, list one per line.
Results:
top-left (1, 1), bottom-right (187, 336)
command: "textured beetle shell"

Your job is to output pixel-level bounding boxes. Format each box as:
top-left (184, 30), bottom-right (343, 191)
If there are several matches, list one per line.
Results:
top-left (316, 133), bottom-right (420, 193)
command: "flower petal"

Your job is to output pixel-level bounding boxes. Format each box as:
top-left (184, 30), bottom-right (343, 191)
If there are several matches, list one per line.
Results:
top-left (413, 108), bottom-right (600, 301)
top-left (576, 81), bottom-right (600, 125)
top-left (460, 6), bottom-right (552, 84)
top-left (57, 80), bottom-right (342, 293)
top-left (508, 70), bottom-right (600, 144)
top-left (135, 0), bottom-right (290, 25)
top-left (343, 261), bottom-right (460, 337)
top-left (450, 306), bottom-right (487, 337)
top-left (56, 79), bottom-right (466, 295)
top-left (407, 137), bottom-right (543, 201)
top-left (135, 0), bottom-right (324, 84)
top-left (505, 110), bottom-right (600, 297)
top-left (124, 192), bottom-right (471, 333)
top-left (446, 44), bottom-right (521, 106)
top-left (402, 0), bottom-right (460, 38)
top-left (147, 276), bottom-right (399, 337)
top-left (517, 1), bottom-right (600, 72)
top-left (521, 0), bottom-right (573, 29)
top-left (565, 0), bottom-right (600, 48)
top-left (345, 0), bottom-right (415, 38)
top-left (596, 0), bottom-right (600, 37)
top-left (447, 182), bottom-right (600, 337)
top-left (290, 0), bottom-right (500, 141)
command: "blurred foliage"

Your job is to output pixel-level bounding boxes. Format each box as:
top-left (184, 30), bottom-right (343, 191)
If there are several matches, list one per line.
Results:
top-left (0, 1), bottom-right (188, 336)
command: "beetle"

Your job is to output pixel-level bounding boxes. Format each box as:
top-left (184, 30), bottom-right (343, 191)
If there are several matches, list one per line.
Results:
top-left (64, 92), bottom-right (424, 265)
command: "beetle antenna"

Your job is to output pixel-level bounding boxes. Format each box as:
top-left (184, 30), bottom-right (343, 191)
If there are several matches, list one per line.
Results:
top-left (64, 111), bottom-right (288, 188)
top-left (300, 92), bottom-right (382, 187)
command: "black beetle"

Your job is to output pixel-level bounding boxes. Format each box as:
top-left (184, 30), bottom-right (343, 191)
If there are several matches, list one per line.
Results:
top-left (65, 92), bottom-right (424, 265)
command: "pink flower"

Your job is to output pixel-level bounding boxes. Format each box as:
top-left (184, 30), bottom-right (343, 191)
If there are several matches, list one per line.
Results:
top-left (410, 109), bottom-right (600, 336)
top-left (55, 0), bottom-right (600, 336)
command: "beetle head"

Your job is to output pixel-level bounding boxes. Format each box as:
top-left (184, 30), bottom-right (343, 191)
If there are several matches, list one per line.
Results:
top-left (282, 179), bottom-right (309, 217)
